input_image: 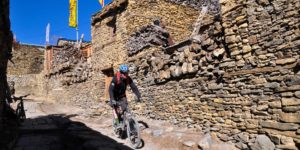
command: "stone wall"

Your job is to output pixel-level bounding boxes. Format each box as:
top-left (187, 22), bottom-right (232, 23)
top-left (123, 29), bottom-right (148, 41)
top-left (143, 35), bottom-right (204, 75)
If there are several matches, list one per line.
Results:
top-left (91, 0), bottom-right (198, 71)
top-left (125, 0), bottom-right (300, 149)
top-left (43, 44), bottom-right (100, 114)
top-left (7, 43), bottom-right (44, 75)
top-left (8, 74), bottom-right (45, 98)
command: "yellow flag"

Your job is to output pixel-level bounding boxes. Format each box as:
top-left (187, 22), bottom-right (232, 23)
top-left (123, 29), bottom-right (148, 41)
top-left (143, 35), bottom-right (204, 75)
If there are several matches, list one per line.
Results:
top-left (99, 0), bottom-right (104, 7)
top-left (69, 0), bottom-right (77, 28)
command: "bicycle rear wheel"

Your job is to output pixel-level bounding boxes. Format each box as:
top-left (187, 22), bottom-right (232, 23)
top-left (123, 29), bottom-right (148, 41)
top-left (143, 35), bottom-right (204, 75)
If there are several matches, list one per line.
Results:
top-left (126, 118), bottom-right (141, 148)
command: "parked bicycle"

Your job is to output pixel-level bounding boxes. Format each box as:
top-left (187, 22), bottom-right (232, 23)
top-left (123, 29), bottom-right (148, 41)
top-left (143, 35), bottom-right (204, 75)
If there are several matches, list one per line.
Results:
top-left (12, 94), bottom-right (30, 122)
top-left (106, 100), bottom-right (141, 149)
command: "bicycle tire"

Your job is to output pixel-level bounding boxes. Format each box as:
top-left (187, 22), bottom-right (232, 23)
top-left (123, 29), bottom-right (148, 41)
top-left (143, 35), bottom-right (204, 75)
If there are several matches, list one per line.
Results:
top-left (19, 107), bottom-right (26, 121)
top-left (126, 118), bottom-right (141, 148)
top-left (16, 104), bottom-right (26, 122)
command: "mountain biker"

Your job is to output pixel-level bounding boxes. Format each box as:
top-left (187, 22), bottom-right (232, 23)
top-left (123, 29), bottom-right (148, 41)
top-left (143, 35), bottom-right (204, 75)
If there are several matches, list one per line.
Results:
top-left (109, 64), bottom-right (141, 127)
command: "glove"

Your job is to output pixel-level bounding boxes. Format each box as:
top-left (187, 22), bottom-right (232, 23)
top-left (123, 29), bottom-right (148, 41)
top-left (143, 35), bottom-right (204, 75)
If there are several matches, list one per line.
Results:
top-left (110, 100), bottom-right (117, 106)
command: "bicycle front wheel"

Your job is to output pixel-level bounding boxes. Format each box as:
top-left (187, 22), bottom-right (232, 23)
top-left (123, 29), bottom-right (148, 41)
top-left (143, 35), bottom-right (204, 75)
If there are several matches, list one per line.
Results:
top-left (126, 118), bottom-right (141, 148)
top-left (16, 105), bottom-right (26, 122)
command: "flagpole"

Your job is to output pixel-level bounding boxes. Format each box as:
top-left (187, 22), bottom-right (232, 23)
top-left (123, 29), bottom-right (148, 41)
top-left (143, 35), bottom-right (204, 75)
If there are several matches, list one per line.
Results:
top-left (76, 0), bottom-right (79, 46)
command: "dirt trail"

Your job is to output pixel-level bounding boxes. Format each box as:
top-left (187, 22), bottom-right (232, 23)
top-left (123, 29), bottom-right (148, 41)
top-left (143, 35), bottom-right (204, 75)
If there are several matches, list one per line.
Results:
top-left (15, 97), bottom-right (237, 150)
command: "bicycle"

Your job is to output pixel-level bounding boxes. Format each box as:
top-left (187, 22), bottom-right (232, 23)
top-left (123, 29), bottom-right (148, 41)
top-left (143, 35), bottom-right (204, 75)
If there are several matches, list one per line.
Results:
top-left (107, 100), bottom-right (141, 149)
top-left (12, 94), bottom-right (30, 123)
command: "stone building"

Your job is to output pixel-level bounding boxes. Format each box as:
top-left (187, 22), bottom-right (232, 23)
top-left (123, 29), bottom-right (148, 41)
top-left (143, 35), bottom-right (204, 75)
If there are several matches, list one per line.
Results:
top-left (5, 42), bottom-right (45, 96)
top-left (91, 0), bottom-right (199, 99)
top-left (8, 42), bottom-right (44, 75)
top-left (92, 0), bottom-right (300, 149)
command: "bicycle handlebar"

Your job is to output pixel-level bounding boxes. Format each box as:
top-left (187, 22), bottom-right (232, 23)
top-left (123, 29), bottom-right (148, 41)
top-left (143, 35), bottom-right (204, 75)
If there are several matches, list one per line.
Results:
top-left (12, 94), bottom-right (30, 101)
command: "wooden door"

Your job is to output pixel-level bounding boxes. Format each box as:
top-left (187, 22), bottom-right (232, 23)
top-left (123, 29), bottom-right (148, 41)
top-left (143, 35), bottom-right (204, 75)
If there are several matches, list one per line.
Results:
top-left (103, 68), bottom-right (114, 100)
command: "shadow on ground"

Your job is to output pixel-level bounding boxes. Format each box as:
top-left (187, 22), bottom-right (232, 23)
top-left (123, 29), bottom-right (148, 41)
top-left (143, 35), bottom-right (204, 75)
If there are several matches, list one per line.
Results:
top-left (13, 114), bottom-right (133, 150)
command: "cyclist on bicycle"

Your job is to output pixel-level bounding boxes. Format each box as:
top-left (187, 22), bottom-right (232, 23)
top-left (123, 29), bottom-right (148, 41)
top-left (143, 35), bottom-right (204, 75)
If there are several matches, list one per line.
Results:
top-left (109, 64), bottom-right (141, 127)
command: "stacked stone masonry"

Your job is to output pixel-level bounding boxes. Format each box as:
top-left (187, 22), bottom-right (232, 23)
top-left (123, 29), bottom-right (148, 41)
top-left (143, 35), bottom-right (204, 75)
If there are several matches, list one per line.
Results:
top-left (124, 0), bottom-right (300, 149)
top-left (8, 43), bottom-right (44, 75)
top-left (91, 0), bottom-right (198, 71)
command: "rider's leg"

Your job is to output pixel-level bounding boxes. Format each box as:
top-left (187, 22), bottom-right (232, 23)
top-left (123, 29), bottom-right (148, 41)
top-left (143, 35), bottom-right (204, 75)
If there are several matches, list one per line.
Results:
top-left (112, 107), bottom-right (120, 125)
top-left (119, 97), bottom-right (128, 122)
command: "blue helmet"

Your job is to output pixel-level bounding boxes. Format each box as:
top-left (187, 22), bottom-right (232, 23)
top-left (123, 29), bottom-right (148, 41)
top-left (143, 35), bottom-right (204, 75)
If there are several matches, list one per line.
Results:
top-left (119, 64), bottom-right (129, 73)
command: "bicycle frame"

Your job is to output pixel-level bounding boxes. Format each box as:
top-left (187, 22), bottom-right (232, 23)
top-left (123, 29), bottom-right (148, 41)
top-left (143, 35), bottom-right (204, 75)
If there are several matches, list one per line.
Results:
top-left (110, 100), bottom-right (141, 148)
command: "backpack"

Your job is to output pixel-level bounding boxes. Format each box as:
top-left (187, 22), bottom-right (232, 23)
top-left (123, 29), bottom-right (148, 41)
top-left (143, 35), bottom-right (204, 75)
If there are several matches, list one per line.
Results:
top-left (116, 72), bottom-right (130, 86)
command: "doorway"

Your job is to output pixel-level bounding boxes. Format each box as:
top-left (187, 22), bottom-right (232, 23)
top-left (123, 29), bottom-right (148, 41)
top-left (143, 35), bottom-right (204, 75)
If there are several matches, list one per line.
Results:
top-left (102, 68), bottom-right (114, 100)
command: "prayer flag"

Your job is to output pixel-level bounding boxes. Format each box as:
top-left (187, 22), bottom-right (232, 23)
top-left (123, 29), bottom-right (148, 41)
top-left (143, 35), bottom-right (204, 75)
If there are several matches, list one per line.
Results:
top-left (69, 0), bottom-right (77, 28)
top-left (99, 0), bottom-right (104, 7)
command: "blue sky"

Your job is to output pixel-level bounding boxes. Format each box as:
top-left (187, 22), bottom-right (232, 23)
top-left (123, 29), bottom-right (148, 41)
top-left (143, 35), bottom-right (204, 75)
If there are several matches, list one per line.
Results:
top-left (10, 0), bottom-right (112, 45)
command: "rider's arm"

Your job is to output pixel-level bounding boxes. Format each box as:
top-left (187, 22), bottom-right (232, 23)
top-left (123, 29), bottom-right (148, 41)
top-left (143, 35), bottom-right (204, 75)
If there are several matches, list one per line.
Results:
top-left (129, 79), bottom-right (141, 100)
top-left (109, 76), bottom-right (117, 100)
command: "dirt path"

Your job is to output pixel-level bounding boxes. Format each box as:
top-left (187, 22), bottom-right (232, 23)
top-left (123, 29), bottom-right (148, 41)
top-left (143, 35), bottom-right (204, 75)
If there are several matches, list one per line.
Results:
top-left (13, 98), bottom-right (237, 150)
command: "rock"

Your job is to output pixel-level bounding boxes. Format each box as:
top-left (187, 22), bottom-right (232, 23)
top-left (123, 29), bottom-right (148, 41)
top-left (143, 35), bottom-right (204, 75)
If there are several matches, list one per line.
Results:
top-left (281, 136), bottom-right (295, 145)
top-left (268, 134), bottom-right (281, 145)
top-left (265, 82), bottom-right (280, 89)
top-left (208, 83), bottom-right (223, 90)
top-left (242, 45), bottom-right (252, 53)
top-left (205, 53), bottom-right (213, 63)
top-left (160, 70), bottom-right (171, 79)
top-left (218, 134), bottom-right (230, 142)
top-left (220, 61), bottom-right (236, 68)
top-left (182, 62), bottom-right (188, 74)
top-left (276, 136), bottom-right (297, 150)
top-left (152, 129), bottom-right (163, 137)
top-left (295, 91), bottom-right (300, 98)
top-left (281, 92), bottom-right (294, 97)
top-left (282, 106), bottom-right (300, 112)
top-left (213, 48), bottom-right (225, 57)
top-left (225, 35), bottom-right (237, 44)
top-left (286, 77), bottom-right (300, 87)
top-left (184, 48), bottom-right (190, 57)
top-left (238, 132), bottom-right (249, 143)
top-left (173, 66), bottom-right (182, 77)
top-left (281, 98), bottom-right (300, 106)
top-left (241, 89), bottom-right (263, 95)
top-left (179, 52), bottom-right (185, 63)
top-left (191, 43), bottom-right (201, 52)
top-left (187, 63), bottom-right (195, 73)
top-left (250, 135), bottom-right (275, 150)
top-left (248, 35), bottom-right (258, 45)
top-left (236, 142), bottom-right (248, 149)
top-left (251, 78), bottom-right (267, 84)
top-left (257, 104), bottom-right (268, 111)
top-left (198, 133), bottom-right (213, 150)
top-left (239, 23), bottom-right (248, 28)
top-left (183, 140), bottom-right (196, 147)
top-left (275, 58), bottom-right (296, 65)
top-left (260, 121), bottom-right (299, 131)
top-left (279, 112), bottom-right (300, 123)
top-left (297, 129), bottom-right (300, 135)
top-left (268, 101), bottom-right (281, 109)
